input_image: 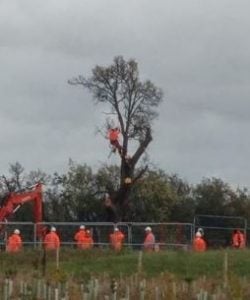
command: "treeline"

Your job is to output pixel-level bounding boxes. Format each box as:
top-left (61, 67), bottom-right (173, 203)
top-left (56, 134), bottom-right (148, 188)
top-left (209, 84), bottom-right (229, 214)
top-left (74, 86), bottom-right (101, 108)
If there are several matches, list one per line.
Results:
top-left (1, 161), bottom-right (250, 223)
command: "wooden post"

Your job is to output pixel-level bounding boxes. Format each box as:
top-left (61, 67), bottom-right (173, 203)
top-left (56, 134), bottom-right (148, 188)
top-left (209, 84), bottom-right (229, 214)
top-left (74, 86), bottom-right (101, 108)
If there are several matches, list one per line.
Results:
top-left (56, 247), bottom-right (60, 270)
top-left (139, 279), bottom-right (146, 300)
top-left (111, 279), bottom-right (117, 300)
top-left (42, 248), bottom-right (47, 276)
top-left (223, 252), bottom-right (228, 289)
top-left (137, 251), bottom-right (143, 273)
top-left (54, 288), bottom-right (59, 300)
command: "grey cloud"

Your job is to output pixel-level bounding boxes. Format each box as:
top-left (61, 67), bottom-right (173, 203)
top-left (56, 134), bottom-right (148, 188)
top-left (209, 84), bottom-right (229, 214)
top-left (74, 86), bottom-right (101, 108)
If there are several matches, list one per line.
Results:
top-left (1, 0), bottom-right (250, 188)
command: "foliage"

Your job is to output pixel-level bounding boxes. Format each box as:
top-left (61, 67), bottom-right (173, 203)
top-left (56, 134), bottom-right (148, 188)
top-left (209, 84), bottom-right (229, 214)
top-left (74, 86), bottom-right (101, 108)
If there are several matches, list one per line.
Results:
top-left (194, 178), bottom-right (234, 215)
top-left (1, 161), bottom-right (250, 224)
top-left (129, 170), bottom-right (178, 222)
top-left (0, 163), bottom-right (51, 222)
top-left (69, 56), bottom-right (163, 140)
top-left (45, 160), bottom-right (102, 222)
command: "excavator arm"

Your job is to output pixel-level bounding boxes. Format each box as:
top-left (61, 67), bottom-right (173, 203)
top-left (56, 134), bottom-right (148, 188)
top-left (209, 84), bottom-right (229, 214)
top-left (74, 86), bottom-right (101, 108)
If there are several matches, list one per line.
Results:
top-left (0, 183), bottom-right (43, 237)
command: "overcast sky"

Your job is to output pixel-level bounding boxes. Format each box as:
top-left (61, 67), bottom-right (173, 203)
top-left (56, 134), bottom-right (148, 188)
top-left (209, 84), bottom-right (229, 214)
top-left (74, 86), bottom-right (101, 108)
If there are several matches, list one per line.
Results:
top-left (1, 0), bottom-right (250, 188)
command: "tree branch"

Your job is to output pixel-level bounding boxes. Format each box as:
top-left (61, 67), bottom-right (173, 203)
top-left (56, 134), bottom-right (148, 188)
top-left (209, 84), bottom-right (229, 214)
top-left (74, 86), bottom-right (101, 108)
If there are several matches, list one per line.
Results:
top-left (131, 127), bottom-right (152, 167)
top-left (132, 165), bottom-right (149, 184)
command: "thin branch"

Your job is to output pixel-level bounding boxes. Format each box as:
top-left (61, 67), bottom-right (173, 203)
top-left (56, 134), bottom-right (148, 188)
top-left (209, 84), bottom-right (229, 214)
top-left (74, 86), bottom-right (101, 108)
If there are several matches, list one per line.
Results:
top-left (102, 111), bottom-right (116, 115)
top-left (133, 165), bottom-right (149, 184)
top-left (2, 175), bottom-right (12, 193)
top-left (131, 127), bottom-right (152, 167)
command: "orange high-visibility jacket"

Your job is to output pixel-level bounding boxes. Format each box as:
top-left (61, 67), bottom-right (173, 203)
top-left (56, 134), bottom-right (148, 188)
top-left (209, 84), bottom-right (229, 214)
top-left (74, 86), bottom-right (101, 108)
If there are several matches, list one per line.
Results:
top-left (239, 232), bottom-right (246, 248)
top-left (6, 233), bottom-right (22, 253)
top-left (110, 231), bottom-right (125, 251)
top-left (81, 234), bottom-right (94, 250)
top-left (232, 232), bottom-right (245, 249)
top-left (74, 229), bottom-right (86, 248)
top-left (44, 232), bottom-right (60, 250)
top-left (143, 232), bottom-right (155, 251)
top-left (193, 237), bottom-right (207, 252)
top-left (108, 129), bottom-right (120, 141)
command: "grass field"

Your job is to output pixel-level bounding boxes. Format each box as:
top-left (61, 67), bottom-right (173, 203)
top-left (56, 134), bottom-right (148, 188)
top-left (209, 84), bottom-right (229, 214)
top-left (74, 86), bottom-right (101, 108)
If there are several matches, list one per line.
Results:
top-left (1, 248), bottom-right (250, 299)
top-left (1, 248), bottom-right (250, 278)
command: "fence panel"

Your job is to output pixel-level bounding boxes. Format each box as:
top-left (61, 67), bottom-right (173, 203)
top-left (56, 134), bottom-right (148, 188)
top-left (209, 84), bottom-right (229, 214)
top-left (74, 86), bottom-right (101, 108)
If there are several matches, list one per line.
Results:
top-left (0, 222), bottom-right (193, 250)
top-left (247, 228), bottom-right (250, 244)
top-left (3, 219), bottom-right (248, 250)
top-left (194, 215), bottom-right (247, 248)
top-left (131, 223), bottom-right (193, 250)
top-left (35, 222), bottom-right (130, 248)
top-left (0, 222), bottom-right (35, 250)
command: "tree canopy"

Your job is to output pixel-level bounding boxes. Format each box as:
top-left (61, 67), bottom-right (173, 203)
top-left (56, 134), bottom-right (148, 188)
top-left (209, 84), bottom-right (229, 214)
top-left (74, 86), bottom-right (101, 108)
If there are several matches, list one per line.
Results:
top-left (1, 161), bottom-right (250, 225)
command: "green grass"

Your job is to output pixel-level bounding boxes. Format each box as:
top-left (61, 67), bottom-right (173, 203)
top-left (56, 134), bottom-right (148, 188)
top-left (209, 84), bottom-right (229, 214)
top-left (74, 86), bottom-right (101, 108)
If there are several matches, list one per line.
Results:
top-left (1, 248), bottom-right (250, 280)
top-left (2, 249), bottom-right (250, 299)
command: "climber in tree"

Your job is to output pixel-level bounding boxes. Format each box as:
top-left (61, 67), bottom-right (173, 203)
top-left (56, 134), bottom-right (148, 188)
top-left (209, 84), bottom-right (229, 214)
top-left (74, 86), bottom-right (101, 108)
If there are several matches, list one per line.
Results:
top-left (108, 127), bottom-right (123, 156)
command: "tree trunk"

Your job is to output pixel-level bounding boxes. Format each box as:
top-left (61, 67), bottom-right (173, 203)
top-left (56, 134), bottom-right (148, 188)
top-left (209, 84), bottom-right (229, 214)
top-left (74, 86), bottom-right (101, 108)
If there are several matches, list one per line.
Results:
top-left (104, 128), bottom-right (152, 222)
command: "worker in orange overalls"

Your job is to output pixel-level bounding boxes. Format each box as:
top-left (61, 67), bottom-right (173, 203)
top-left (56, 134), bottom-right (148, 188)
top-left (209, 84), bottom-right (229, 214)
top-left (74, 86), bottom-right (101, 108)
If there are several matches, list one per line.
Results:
top-left (74, 225), bottom-right (86, 249)
top-left (82, 229), bottom-right (94, 250)
top-left (110, 227), bottom-right (125, 251)
top-left (232, 229), bottom-right (245, 249)
top-left (108, 127), bottom-right (122, 155)
top-left (44, 226), bottom-right (60, 250)
top-left (143, 226), bottom-right (155, 252)
top-left (6, 229), bottom-right (22, 253)
top-left (193, 231), bottom-right (207, 252)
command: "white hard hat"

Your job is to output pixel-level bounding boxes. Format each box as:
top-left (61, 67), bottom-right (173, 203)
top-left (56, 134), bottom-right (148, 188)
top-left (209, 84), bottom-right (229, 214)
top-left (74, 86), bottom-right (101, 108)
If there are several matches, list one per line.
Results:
top-left (196, 232), bottom-right (202, 238)
top-left (14, 229), bottom-right (20, 235)
top-left (80, 225), bottom-right (85, 230)
top-left (145, 226), bottom-right (152, 232)
top-left (51, 226), bottom-right (56, 232)
top-left (114, 227), bottom-right (119, 232)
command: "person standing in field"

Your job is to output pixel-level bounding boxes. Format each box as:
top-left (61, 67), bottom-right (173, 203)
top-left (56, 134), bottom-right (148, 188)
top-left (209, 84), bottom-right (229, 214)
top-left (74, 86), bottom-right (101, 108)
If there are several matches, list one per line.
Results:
top-left (110, 227), bottom-right (125, 251)
top-left (6, 229), bottom-right (22, 253)
top-left (74, 225), bottom-right (86, 249)
top-left (143, 226), bottom-right (155, 252)
top-left (193, 232), bottom-right (207, 252)
top-left (232, 229), bottom-right (245, 249)
top-left (44, 226), bottom-right (60, 250)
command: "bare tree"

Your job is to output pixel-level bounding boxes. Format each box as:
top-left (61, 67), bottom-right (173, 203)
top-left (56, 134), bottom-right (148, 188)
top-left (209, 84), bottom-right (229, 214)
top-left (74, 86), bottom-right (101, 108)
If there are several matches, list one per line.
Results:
top-left (0, 162), bottom-right (25, 193)
top-left (69, 56), bottom-right (163, 221)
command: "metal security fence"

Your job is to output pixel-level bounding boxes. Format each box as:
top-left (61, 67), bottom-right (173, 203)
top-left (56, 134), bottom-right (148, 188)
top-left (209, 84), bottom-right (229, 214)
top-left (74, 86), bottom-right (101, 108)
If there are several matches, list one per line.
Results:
top-left (194, 215), bottom-right (247, 248)
top-left (35, 222), bottom-right (193, 249)
top-left (35, 222), bottom-right (130, 248)
top-left (0, 222), bottom-right (35, 250)
top-left (0, 222), bottom-right (193, 250)
top-left (131, 223), bottom-right (193, 250)
top-left (247, 228), bottom-right (250, 244)
top-left (1, 217), bottom-right (250, 251)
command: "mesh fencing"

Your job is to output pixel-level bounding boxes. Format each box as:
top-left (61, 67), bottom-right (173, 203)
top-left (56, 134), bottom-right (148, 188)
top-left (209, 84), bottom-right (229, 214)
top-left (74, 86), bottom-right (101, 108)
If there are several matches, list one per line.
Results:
top-left (131, 223), bottom-right (193, 250)
top-left (0, 222), bottom-right (35, 250)
top-left (194, 215), bottom-right (247, 248)
top-left (35, 222), bottom-right (130, 248)
top-left (35, 222), bottom-right (193, 250)
top-left (0, 222), bottom-right (193, 250)
top-left (1, 216), bottom-right (250, 251)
